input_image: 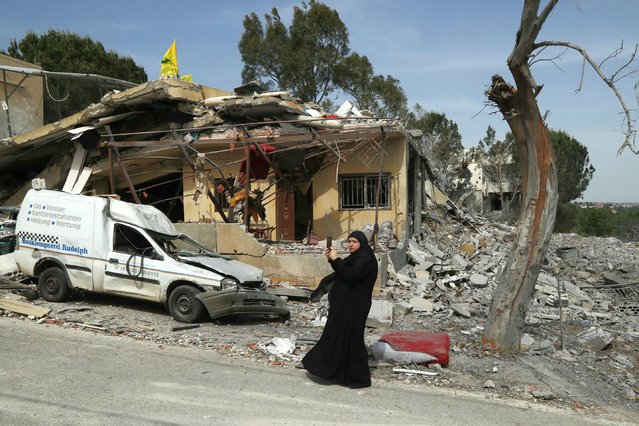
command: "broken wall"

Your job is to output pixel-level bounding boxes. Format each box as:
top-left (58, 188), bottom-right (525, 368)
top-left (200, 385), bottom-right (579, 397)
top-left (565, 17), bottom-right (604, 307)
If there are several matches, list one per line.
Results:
top-left (175, 222), bottom-right (384, 291)
top-left (0, 54), bottom-right (44, 139)
top-left (312, 134), bottom-right (408, 240)
top-left (181, 151), bottom-right (275, 226)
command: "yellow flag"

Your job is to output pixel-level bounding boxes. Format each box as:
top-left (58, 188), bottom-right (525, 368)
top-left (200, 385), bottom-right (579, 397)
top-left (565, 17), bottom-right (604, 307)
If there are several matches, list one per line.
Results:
top-left (160, 40), bottom-right (179, 77)
top-left (180, 74), bottom-right (193, 83)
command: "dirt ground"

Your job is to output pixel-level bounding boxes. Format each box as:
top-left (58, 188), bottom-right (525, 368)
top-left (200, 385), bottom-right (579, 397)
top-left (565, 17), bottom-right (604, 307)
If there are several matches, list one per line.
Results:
top-left (3, 281), bottom-right (636, 424)
top-left (2, 213), bottom-right (638, 424)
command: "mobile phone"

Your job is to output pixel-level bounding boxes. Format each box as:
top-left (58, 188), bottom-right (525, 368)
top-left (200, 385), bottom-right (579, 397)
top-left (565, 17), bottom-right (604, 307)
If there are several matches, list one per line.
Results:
top-left (326, 236), bottom-right (332, 248)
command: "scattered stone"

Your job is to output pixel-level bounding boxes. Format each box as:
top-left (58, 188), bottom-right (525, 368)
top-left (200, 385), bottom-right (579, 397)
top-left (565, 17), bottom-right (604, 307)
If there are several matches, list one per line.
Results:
top-left (614, 354), bottom-right (634, 368)
top-left (450, 303), bottom-right (471, 318)
top-left (451, 254), bottom-right (469, 270)
top-left (4, 207), bottom-right (637, 415)
top-left (420, 241), bottom-right (446, 258)
top-left (602, 272), bottom-right (629, 285)
top-left (483, 380), bottom-right (495, 389)
top-left (366, 300), bottom-right (394, 328)
top-left (531, 390), bottom-right (555, 400)
top-left (520, 333), bottom-right (535, 350)
top-left (623, 387), bottom-right (637, 401)
top-left (393, 302), bottom-right (413, 316)
top-left (552, 350), bottom-right (577, 362)
top-left (171, 324), bottom-right (200, 332)
top-left (556, 246), bottom-right (579, 261)
top-left (530, 339), bottom-right (555, 355)
top-left (409, 297), bottom-right (433, 313)
top-left (469, 273), bottom-right (488, 288)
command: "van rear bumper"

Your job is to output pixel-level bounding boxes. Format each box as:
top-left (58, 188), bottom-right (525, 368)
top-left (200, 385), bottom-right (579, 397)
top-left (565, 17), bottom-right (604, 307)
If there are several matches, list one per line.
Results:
top-left (195, 288), bottom-right (290, 320)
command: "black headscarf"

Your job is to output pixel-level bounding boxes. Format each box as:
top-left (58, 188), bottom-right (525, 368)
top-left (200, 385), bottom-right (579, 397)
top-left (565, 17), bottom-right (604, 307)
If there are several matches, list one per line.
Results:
top-left (344, 230), bottom-right (374, 265)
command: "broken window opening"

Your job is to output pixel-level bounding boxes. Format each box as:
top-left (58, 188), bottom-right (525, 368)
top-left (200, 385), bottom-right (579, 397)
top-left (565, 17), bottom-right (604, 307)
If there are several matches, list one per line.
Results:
top-left (339, 174), bottom-right (391, 210)
top-left (113, 224), bottom-right (158, 258)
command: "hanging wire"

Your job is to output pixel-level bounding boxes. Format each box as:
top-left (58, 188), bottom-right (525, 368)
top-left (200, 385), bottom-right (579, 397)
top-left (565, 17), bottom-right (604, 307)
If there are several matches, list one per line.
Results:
top-left (44, 75), bottom-right (69, 102)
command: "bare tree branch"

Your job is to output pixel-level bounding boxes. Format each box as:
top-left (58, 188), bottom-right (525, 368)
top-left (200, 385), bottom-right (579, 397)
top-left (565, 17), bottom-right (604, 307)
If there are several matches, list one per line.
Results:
top-left (609, 44), bottom-right (638, 84)
top-left (599, 41), bottom-right (623, 69)
top-left (534, 40), bottom-right (637, 154)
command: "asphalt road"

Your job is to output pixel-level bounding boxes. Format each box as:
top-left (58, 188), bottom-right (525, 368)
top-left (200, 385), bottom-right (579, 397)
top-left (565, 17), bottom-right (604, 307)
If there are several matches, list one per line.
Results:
top-left (0, 318), bottom-right (630, 425)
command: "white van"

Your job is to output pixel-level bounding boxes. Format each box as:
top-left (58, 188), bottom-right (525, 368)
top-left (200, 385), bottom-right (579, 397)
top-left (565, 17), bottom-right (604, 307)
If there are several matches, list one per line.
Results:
top-left (14, 189), bottom-right (289, 323)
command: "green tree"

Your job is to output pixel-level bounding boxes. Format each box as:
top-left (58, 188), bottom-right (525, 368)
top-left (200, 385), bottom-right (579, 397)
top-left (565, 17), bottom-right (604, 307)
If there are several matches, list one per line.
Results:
top-left (411, 107), bottom-right (469, 198)
top-left (551, 130), bottom-right (595, 203)
top-left (238, 1), bottom-right (407, 118)
top-left (579, 207), bottom-right (613, 236)
top-left (611, 207), bottom-right (639, 241)
top-left (333, 53), bottom-right (408, 118)
top-left (554, 201), bottom-right (581, 233)
top-left (239, 1), bottom-right (348, 103)
top-left (7, 30), bottom-right (147, 123)
top-left (507, 128), bottom-right (595, 231)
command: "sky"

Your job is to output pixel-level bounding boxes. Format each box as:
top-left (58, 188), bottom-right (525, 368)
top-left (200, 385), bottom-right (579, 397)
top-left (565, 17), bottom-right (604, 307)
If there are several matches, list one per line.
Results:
top-left (2, 0), bottom-right (638, 202)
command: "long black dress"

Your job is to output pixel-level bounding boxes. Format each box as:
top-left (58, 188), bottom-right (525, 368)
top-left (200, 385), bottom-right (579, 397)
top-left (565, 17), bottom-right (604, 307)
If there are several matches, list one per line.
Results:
top-left (302, 231), bottom-right (377, 388)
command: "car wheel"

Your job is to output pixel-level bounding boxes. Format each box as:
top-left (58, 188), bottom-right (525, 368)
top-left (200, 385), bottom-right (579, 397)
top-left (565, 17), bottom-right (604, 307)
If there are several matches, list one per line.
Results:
top-left (168, 285), bottom-right (204, 323)
top-left (38, 267), bottom-right (71, 302)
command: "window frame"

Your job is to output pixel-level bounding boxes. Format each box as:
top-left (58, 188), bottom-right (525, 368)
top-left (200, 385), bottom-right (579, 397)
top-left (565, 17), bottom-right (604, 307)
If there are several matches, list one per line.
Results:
top-left (338, 173), bottom-right (392, 211)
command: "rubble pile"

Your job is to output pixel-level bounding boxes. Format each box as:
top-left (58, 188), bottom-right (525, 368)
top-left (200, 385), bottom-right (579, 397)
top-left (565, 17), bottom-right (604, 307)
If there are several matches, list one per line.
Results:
top-left (1, 211), bottom-right (638, 417)
top-left (372, 215), bottom-right (639, 408)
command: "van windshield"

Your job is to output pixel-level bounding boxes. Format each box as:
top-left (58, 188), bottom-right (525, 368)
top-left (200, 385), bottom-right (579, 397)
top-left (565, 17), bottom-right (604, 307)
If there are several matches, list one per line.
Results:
top-left (150, 232), bottom-right (231, 260)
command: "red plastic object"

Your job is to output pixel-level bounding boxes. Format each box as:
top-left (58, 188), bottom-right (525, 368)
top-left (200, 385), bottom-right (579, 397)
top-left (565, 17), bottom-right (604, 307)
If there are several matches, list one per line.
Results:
top-left (239, 144), bottom-right (276, 180)
top-left (379, 330), bottom-right (450, 366)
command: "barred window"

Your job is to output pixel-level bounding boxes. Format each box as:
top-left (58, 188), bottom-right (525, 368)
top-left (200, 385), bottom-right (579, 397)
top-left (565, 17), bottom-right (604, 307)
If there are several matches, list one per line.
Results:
top-left (339, 174), bottom-right (391, 210)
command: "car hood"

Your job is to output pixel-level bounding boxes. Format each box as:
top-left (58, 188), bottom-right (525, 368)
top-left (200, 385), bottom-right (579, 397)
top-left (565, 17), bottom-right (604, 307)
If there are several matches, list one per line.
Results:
top-left (178, 255), bottom-right (263, 283)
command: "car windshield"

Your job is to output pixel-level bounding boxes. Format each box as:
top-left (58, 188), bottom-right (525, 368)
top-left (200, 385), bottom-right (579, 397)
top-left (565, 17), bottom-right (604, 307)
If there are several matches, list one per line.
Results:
top-left (150, 232), bottom-right (231, 259)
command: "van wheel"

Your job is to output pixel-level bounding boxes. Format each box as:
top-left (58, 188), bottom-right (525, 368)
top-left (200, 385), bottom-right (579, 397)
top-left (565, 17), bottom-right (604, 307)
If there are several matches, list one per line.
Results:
top-left (168, 285), bottom-right (204, 323)
top-left (38, 267), bottom-right (71, 302)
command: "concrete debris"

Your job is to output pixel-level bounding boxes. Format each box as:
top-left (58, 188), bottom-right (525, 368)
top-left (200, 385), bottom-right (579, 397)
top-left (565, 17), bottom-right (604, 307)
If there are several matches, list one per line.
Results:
top-left (576, 326), bottom-right (614, 350)
top-left (613, 354), bottom-right (635, 369)
top-left (552, 350), bottom-right (577, 362)
top-left (450, 303), bottom-right (471, 318)
top-left (483, 379), bottom-right (495, 388)
top-left (366, 300), bottom-right (394, 328)
top-left (408, 297), bottom-right (433, 313)
top-left (531, 389), bottom-right (555, 400)
top-left (624, 387), bottom-right (637, 401)
top-left (520, 333), bottom-right (535, 350)
top-left (469, 274), bottom-right (488, 288)
top-left (530, 339), bottom-right (555, 355)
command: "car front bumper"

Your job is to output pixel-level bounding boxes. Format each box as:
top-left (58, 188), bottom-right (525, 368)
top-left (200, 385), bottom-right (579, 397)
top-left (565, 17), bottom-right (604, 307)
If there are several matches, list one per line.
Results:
top-left (195, 288), bottom-right (290, 320)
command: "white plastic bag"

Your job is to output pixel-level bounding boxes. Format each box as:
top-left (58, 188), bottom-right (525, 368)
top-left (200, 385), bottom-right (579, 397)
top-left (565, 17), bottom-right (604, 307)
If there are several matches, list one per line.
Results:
top-left (371, 341), bottom-right (437, 365)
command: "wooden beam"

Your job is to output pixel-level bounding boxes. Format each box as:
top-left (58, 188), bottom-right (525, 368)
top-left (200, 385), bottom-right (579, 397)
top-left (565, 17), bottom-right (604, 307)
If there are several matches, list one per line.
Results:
top-left (0, 298), bottom-right (50, 317)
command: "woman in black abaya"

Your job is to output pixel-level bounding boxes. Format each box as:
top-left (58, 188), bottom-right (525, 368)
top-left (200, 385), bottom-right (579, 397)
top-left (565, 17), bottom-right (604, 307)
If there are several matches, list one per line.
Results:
top-left (302, 230), bottom-right (377, 388)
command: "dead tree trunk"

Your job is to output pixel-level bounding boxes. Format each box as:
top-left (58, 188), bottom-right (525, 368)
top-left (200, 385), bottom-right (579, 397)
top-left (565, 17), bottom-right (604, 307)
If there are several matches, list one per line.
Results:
top-left (482, 74), bottom-right (558, 352)
top-left (481, 0), bottom-right (559, 352)
top-left (482, 0), bottom-right (636, 351)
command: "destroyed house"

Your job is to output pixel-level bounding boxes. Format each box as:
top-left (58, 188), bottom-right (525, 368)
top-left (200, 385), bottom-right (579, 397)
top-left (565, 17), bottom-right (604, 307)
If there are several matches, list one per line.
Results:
top-left (0, 78), bottom-right (432, 286)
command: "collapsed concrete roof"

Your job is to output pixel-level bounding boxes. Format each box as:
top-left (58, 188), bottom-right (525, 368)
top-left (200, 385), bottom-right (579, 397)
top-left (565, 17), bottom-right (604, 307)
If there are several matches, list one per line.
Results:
top-left (0, 78), bottom-right (409, 208)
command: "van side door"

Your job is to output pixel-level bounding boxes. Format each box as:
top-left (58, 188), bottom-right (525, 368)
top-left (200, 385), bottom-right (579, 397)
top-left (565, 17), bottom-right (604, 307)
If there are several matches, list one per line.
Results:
top-left (103, 223), bottom-right (163, 301)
